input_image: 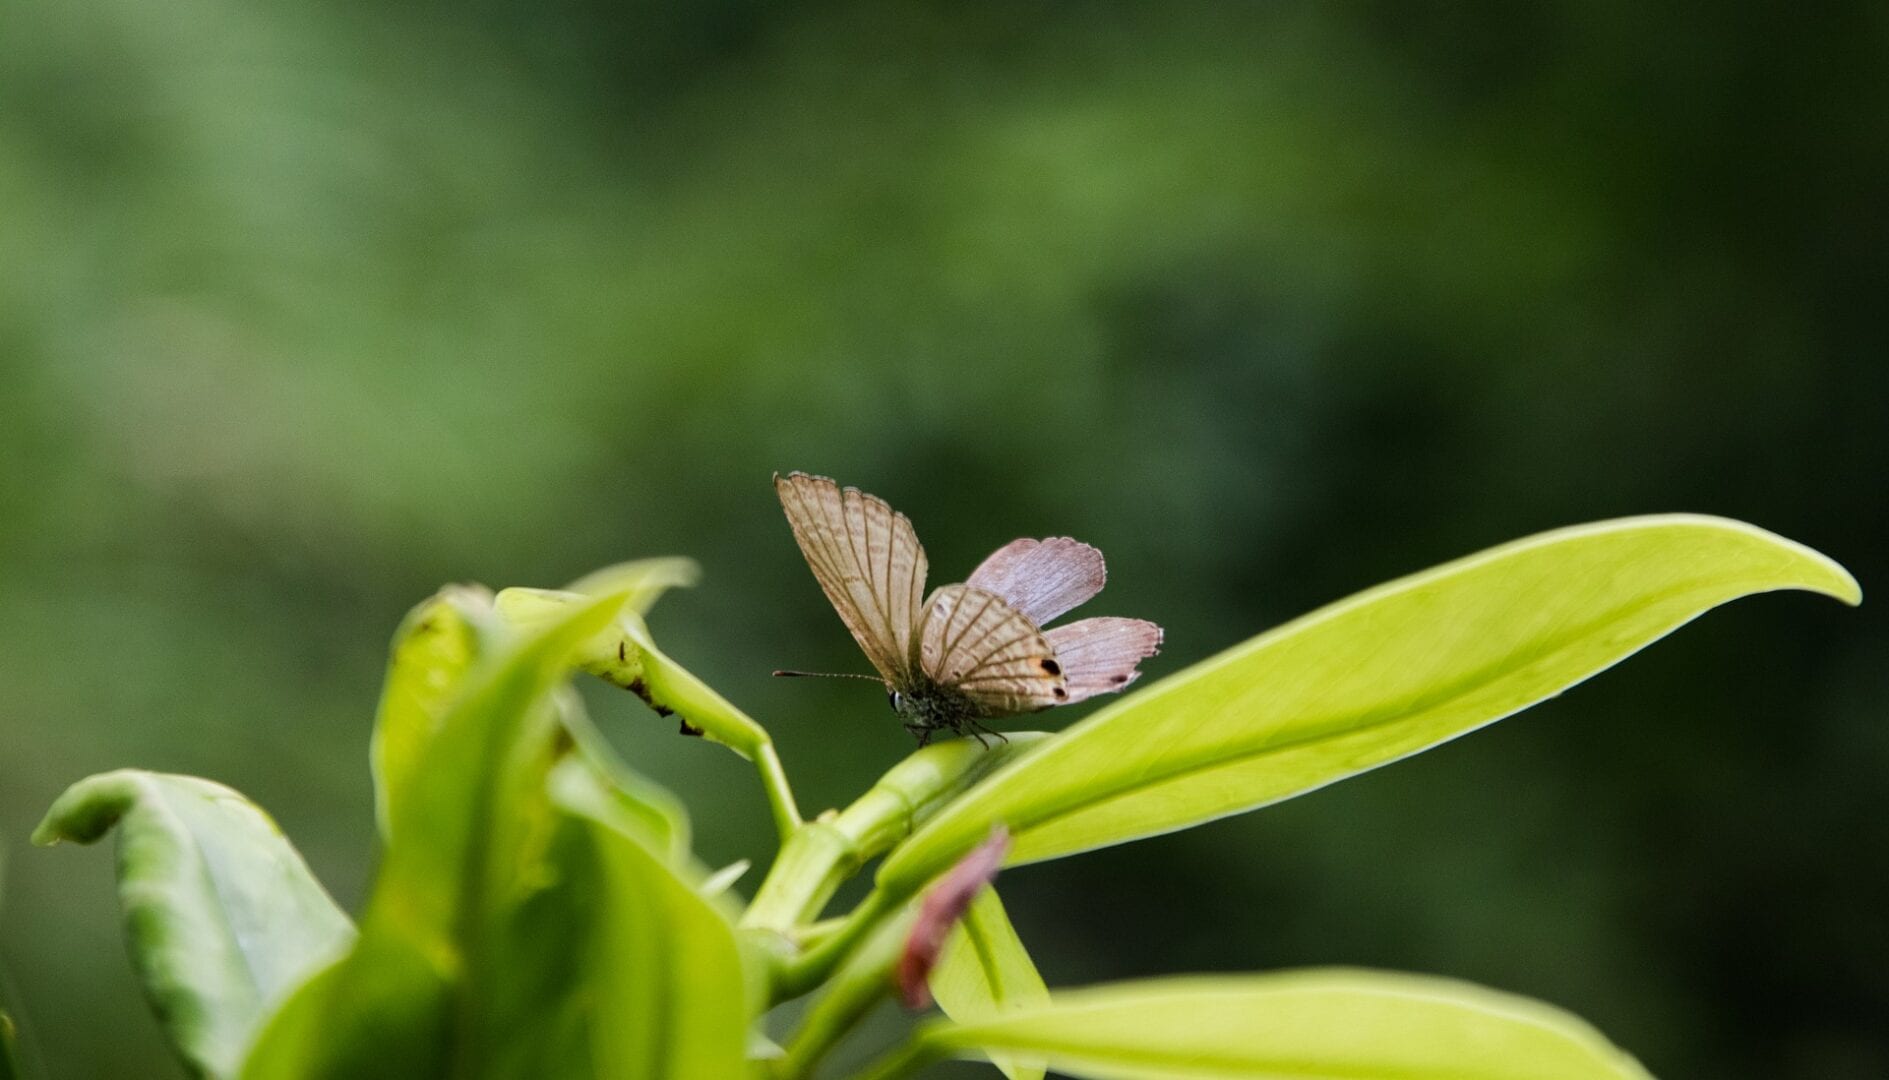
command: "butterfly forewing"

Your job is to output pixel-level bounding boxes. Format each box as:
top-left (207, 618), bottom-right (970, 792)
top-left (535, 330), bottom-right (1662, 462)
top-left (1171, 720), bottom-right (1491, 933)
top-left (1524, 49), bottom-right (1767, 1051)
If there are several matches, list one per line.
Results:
top-left (775, 472), bottom-right (927, 685)
top-left (965, 537), bottom-right (1106, 625)
top-left (920, 584), bottom-right (1067, 714)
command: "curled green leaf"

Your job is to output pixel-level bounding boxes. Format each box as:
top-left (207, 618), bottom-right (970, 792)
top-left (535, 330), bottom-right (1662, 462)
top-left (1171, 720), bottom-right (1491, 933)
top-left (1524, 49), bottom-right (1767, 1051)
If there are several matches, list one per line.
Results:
top-left (34, 772), bottom-right (354, 1079)
top-left (881, 515), bottom-right (1859, 894)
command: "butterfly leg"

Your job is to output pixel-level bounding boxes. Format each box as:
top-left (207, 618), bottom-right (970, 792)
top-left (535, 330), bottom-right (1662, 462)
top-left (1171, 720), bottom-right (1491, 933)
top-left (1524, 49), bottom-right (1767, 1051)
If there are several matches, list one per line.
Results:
top-left (963, 717), bottom-right (1009, 747)
top-left (904, 722), bottom-right (934, 747)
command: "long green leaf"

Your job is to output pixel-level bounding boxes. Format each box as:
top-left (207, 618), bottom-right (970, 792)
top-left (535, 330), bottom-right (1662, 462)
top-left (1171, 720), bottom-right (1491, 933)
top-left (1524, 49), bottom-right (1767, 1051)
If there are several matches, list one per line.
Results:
top-left (33, 772), bottom-right (355, 1078)
top-left (930, 890), bottom-right (1049, 1080)
top-left (548, 760), bottom-right (750, 1079)
top-left (915, 969), bottom-right (1651, 1080)
top-left (880, 515), bottom-right (1858, 894)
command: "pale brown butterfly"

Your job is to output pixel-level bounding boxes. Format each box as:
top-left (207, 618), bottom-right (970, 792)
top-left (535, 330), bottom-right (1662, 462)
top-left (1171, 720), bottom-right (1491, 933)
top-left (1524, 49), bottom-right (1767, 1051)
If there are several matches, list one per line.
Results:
top-left (773, 471), bottom-right (1163, 745)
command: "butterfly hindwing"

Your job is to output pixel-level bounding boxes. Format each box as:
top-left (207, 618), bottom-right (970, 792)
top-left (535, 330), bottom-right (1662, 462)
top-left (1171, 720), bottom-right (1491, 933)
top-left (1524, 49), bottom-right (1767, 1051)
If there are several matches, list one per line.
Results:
top-left (1042, 616), bottom-right (1163, 703)
top-left (775, 472), bottom-right (927, 685)
top-left (920, 584), bottom-right (1067, 714)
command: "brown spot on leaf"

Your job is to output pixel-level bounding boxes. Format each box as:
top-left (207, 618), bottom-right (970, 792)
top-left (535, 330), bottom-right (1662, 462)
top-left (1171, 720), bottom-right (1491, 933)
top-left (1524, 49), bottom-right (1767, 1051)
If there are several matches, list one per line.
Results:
top-left (678, 718), bottom-right (703, 737)
top-left (625, 675), bottom-right (674, 721)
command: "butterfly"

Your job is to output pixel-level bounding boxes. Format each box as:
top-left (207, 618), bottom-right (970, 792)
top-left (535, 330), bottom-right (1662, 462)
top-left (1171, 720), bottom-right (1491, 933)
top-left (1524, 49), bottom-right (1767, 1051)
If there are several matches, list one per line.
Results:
top-left (773, 471), bottom-right (1163, 745)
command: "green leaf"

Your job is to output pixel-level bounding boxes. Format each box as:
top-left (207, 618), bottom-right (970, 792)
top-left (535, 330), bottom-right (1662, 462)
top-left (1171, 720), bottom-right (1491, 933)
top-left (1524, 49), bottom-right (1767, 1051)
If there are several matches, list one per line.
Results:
top-left (376, 591), bottom-right (625, 938)
top-left (548, 760), bottom-right (751, 1079)
top-left (701, 859), bottom-right (752, 898)
top-left (243, 591), bottom-right (626, 1079)
top-left (370, 585), bottom-right (497, 842)
top-left (930, 890), bottom-right (1049, 1080)
top-left (1, 1008), bottom-right (20, 1080)
top-left (562, 556), bottom-right (702, 613)
top-left (32, 772), bottom-right (354, 1079)
top-left (237, 937), bottom-right (455, 1080)
top-left (918, 969), bottom-right (1652, 1080)
top-left (880, 515), bottom-right (1859, 894)
top-left (558, 690), bottom-right (692, 867)
top-left (495, 588), bottom-right (772, 752)
top-left (496, 587), bottom-right (805, 839)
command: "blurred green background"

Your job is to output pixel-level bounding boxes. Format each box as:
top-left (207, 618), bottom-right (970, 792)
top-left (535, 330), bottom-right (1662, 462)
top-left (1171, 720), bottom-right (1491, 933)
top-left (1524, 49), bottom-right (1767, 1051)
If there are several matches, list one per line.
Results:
top-left (2, 0), bottom-right (1883, 1076)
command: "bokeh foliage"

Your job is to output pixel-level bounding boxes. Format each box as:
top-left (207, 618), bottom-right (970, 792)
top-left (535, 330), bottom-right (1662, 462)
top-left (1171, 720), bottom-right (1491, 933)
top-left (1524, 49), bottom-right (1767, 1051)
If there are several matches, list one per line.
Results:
top-left (0, 1), bottom-right (1882, 1077)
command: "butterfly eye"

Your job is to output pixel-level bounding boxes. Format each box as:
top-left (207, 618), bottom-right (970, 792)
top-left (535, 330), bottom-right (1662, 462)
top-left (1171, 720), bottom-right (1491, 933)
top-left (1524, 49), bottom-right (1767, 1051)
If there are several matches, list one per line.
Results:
top-left (888, 690), bottom-right (902, 711)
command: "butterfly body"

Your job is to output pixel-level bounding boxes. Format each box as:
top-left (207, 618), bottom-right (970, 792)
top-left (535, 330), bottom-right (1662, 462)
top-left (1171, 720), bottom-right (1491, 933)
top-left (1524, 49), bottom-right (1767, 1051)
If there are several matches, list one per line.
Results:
top-left (775, 471), bottom-right (1162, 744)
top-left (889, 678), bottom-right (984, 743)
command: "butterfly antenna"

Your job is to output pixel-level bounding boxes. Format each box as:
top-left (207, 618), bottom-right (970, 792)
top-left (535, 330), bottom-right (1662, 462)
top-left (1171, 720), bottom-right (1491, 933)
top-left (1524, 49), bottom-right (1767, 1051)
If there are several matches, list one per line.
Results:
top-left (772, 669), bottom-right (885, 681)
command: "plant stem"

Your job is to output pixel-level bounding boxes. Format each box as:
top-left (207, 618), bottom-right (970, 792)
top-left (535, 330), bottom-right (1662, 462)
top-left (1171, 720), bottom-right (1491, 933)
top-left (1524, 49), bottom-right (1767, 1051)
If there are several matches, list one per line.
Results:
top-left (774, 905), bottom-right (916, 1080)
top-left (744, 818), bottom-right (860, 933)
top-left (747, 735), bottom-right (1045, 929)
top-left (752, 739), bottom-right (804, 843)
top-left (768, 888), bottom-right (897, 1002)
top-left (743, 734), bottom-right (1048, 1003)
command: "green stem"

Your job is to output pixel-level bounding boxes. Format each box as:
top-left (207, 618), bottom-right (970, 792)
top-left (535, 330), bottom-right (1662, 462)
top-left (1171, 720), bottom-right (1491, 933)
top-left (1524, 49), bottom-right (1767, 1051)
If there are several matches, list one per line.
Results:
top-left (797, 915), bottom-right (849, 948)
top-left (775, 905), bottom-right (916, 1080)
top-left (744, 819), bottom-right (859, 933)
top-left (748, 735), bottom-right (1046, 928)
top-left (613, 617), bottom-right (805, 840)
top-left (768, 888), bottom-right (896, 1003)
top-left (752, 740), bottom-right (804, 843)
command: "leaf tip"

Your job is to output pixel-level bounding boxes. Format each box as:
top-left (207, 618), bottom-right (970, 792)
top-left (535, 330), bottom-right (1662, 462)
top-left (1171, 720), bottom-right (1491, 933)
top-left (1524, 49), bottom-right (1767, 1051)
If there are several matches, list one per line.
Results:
top-left (1824, 563), bottom-right (1863, 607)
top-left (31, 769), bottom-right (145, 848)
top-left (1677, 513), bottom-right (1862, 606)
